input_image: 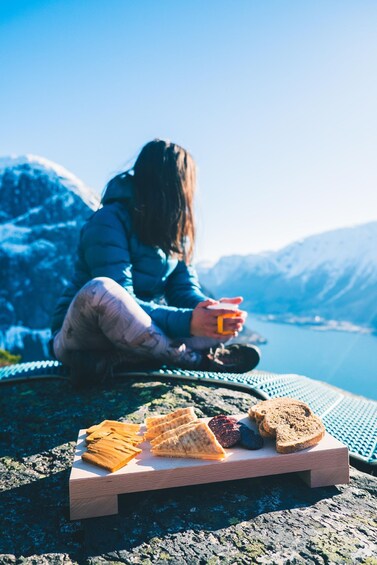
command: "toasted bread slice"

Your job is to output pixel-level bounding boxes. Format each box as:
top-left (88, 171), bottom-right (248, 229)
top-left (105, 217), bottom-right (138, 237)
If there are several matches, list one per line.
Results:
top-left (150, 422), bottom-right (198, 447)
top-left (145, 407), bottom-right (196, 430)
top-left (248, 398), bottom-right (325, 453)
top-left (262, 402), bottom-right (313, 436)
top-left (258, 421), bottom-right (272, 438)
top-left (144, 410), bottom-right (197, 440)
top-left (86, 420), bottom-right (140, 435)
top-left (151, 422), bottom-right (226, 460)
top-left (248, 398), bottom-right (313, 423)
top-left (275, 415), bottom-right (325, 453)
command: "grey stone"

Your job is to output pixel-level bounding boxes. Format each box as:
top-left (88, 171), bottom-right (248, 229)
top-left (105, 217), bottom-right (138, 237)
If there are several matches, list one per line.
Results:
top-left (0, 377), bottom-right (376, 564)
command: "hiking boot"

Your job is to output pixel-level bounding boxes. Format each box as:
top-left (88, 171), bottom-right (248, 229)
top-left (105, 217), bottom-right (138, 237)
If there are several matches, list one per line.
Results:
top-left (202, 343), bottom-right (261, 373)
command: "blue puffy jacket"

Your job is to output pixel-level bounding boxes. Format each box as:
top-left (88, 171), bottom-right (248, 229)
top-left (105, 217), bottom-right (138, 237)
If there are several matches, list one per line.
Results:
top-left (51, 174), bottom-right (209, 337)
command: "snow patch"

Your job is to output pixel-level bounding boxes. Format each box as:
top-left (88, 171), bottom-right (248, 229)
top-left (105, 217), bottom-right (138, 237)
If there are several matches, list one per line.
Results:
top-left (0, 222), bottom-right (31, 241)
top-left (0, 154), bottom-right (99, 210)
top-left (0, 325), bottom-right (51, 358)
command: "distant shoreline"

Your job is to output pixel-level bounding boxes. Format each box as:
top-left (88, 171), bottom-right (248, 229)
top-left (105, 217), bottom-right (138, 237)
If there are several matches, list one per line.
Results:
top-left (255, 314), bottom-right (373, 335)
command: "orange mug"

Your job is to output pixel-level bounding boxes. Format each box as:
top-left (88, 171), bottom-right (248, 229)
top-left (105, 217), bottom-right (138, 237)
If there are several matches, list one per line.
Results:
top-left (207, 303), bottom-right (241, 335)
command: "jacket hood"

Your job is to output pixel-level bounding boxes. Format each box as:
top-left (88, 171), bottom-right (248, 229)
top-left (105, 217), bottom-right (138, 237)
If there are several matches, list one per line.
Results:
top-left (101, 173), bottom-right (135, 205)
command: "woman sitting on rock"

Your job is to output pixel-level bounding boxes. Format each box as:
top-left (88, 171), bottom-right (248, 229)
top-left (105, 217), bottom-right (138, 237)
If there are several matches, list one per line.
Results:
top-left (51, 139), bottom-right (260, 386)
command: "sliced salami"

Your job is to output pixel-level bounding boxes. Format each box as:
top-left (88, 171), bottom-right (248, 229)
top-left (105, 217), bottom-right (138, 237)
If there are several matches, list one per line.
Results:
top-left (208, 415), bottom-right (241, 448)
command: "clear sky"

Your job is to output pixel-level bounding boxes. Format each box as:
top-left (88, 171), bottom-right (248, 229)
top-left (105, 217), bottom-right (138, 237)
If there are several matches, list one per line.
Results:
top-left (1, 0), bottom-right (376, 262)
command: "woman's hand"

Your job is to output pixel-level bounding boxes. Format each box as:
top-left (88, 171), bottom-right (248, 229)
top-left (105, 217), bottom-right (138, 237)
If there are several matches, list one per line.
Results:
top-left (219, 296), bottom-right (243, 306)
top-left (219, 296), bottom-right (247, 335)
top-left (190, 298), bottom-right (247, 338)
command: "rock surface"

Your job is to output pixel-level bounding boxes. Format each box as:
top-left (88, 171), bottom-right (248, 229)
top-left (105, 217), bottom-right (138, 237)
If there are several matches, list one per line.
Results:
top-left (0, 377), bottom-right (376, 564)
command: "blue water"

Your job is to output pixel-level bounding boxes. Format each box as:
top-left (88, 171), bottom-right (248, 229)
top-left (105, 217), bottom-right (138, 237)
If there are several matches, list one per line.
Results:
top-left (248, 317), bottom-right (377, 401)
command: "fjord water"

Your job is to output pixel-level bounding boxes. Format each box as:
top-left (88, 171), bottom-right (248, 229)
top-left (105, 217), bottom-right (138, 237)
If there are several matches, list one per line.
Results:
top-left (249, 317), bottom-right (377, 401)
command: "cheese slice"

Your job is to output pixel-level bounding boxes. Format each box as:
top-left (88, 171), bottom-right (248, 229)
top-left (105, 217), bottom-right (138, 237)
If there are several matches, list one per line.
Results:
top-left (86, 429), bottom-right (143, 445)
top-left (86, 431), bottom-right (141, 451)
top-left (82, 433), bottom-right (142, 472)
top-left (151, 422), bottom-right (226, 460)
top-left (82, 448), bottom-right (138, 472)
top-left (86, 420), bottom-right (140, 435)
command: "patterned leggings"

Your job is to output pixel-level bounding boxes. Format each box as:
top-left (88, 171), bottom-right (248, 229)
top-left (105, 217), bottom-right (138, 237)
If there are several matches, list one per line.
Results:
top-left (53, 277), bottom-right (224, 368)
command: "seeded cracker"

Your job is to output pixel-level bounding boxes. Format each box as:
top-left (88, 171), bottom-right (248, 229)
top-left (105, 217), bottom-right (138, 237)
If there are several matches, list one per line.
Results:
top-left (151, 421), bottom-right (226, 460)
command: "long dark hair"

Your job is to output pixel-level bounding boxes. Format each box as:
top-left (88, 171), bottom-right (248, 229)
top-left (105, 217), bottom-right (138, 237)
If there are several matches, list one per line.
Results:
top-left (130, 139), bottom-right (197, 263)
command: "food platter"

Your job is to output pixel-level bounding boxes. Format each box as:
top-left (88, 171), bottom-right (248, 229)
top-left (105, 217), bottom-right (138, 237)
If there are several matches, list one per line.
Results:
top-left (69, 414), bottom-right (349, 520)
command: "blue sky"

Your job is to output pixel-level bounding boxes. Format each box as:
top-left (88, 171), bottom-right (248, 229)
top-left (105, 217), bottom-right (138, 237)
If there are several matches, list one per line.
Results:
top-left (1, 0), bottom-right (376, 262)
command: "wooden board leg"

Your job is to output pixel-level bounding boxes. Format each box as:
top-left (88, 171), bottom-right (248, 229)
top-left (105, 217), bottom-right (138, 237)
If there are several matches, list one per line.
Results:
top-left (299, 465), bottom-right (350, 488)
top-left (70, 494), bottom-right (118, 520)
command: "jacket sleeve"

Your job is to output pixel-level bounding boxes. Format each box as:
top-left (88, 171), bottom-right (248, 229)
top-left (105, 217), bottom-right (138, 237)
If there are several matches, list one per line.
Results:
top-left (80, 205), bottom-right (193, 338)
top-left (165, 261), bottom-right (210, 308)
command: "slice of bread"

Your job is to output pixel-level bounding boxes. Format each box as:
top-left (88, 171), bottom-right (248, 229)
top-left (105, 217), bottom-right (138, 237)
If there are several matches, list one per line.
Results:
top-left (150, 421), bottom-right (198, 447)
top-left (275, 415), bottom-right (325, 453)
top-left (258, 421), bottom-right (272, 438)
top-left (262, 402), bottom-right (313, 436)
top-left (144, 411), bottom-right (198, 440)
top-left (248, 398), bottom-right (312, 423)
top-left (248, 398), bottom-right (325, 453)
top-left (145, 407), bottom-right (196, 429)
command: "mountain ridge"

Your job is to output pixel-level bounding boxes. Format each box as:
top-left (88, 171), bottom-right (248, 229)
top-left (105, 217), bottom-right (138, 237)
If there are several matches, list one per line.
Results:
top-left (0, 154), bottom-right (99, 211)
top-left (197, 221), bottom-right (377, 332)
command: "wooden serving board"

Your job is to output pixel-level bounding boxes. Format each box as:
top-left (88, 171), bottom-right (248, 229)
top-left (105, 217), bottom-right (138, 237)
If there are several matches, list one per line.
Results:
top-left (69, 415), bottom-right (349, 520)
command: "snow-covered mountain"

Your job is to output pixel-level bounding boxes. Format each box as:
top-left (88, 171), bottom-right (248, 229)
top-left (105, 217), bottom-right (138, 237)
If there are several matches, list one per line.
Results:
top-left (0, 155), bottom-right (99, 360)
top-left (197, 222), bottom-right (377, 331)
